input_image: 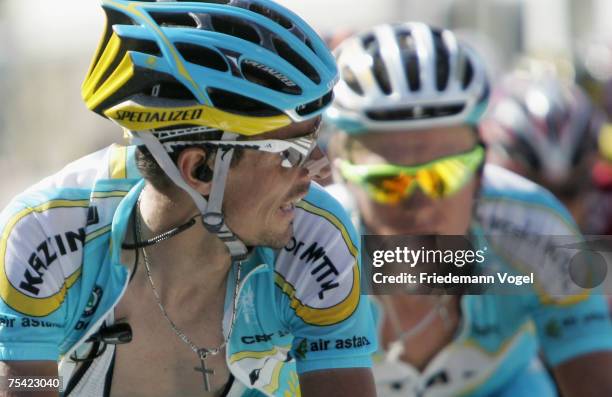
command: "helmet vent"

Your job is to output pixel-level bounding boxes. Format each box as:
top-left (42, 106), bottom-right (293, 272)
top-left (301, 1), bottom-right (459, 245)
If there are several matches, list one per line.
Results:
top-left (149, 12), bottom-right (199, 28)
top-left (246, 2), bottom-right (318, 55)
top-left (248, 3), bottom-right (293, 29)
top-left (125, 38), bottom-right (162, 57)
top-left (396, 30), bottom-right (420, 92)
top-left (207, 87), bottom-right (283, 116)
top-left (273, 38), bottom-right (321, 84)
top-left (145, 81), bottom-right (196, 101)
top-left (342, 66), bottom-right (364, 96)
top-left (88, 8), bottom-right (138, 85)
top-left (93, 37), bottom-right (161, 94)
top-left (362, 34), bottom-right (376, 49)
top-left (304, 38), bottom-right (316, 54)
top-left (105, 8), bottom-right (138, 26)
top-left (365, 104), bottom-right (465, 121)
top-left (175, 43), bottom-right (229, 72)
top-left (433, 31), bottom-right (450, 91)
top-left (210, 15), bottom-right (261, 44)
top-left (296, 90), bottom-right (333, 116)
top-left (373, 53), bottom-right (392, 95)
top-left (462, 57), bottom-right (474, 89)
top-left (241, 59), bottom-right (302, 95)
top-left (363, 35), bottom-right (392, 95)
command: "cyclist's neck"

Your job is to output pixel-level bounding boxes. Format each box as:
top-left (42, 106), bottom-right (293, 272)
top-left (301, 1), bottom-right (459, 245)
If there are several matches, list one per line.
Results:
top-left (133, 184), bottom-right (233, 296)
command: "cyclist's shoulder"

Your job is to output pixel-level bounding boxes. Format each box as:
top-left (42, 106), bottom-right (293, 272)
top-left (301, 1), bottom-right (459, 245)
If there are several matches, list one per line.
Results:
top-left (0, 145), bottom-right (138, 322)
top-left (271, 182), bottom-right (361, 326)
top-left (1, 149), bottom-right (100, 240)
top-left (475, 165), bottom-right (585, 302)
top-left (323, 182), bottom-right (361, 230)
top-left (289, 182), bottom-right (359, 262)
top-left (4, 144), bottom-right (137, 204)
top-left (293, 182), bottom-right (358, 239)
top-left (324, 183), bottom-right (354, 209)
top-left (480, 164), bottom-right (560, 206)
top-left (301, 181), bottom-right (350, 212)
top-left (477, 164), bottom-right (576, 232)
top-left (2, 144), bottom-right (139, 228)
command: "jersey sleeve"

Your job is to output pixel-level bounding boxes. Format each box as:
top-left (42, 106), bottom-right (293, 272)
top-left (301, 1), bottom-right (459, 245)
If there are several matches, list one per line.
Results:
top-left (478, 168), bottom-right (612, 366)
top-left (533, 293), bottom-right (612, 366)
top-left (273, 184), bottom-right (377, 374)
top-left (525, 197), bottom-right (612, 366)
top-left (0, 198), bottom-right (72, 361)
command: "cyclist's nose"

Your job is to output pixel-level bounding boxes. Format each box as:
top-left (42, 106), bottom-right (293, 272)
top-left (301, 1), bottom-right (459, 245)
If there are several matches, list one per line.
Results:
top-left (399, 185), bottom-right (435, 209)
top-left (304, 146), bottom-right (331, 181)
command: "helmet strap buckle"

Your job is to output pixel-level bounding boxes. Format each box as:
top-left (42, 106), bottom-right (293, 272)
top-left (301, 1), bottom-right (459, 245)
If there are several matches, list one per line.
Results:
top-left (202, 212), bottom-right (224, 233)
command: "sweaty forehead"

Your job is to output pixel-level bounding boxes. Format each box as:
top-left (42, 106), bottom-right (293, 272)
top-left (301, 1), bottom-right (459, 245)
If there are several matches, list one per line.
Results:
top-left (348, 126), bottom-right (478, 165)
top-left (250, 116), bottom-right (321, 140)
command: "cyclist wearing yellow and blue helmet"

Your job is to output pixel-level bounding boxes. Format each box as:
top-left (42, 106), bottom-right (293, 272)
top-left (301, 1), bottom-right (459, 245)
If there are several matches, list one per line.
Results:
top-left (325, 22), bottom-right (612, 397)
top-left (0, 1), bottom-right (377, 396)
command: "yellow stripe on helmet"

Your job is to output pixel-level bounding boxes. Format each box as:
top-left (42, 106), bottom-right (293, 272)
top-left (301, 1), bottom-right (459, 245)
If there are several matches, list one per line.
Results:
top-left (83, 9), bottom-right (113, 88)
top-left (104, 0), bottom-right (208, 104)
top-left (82, 33), bottom-right (122, 101)
top-left (104, 101), bottom-right (292, 136)
top-left (85, 52), bottom-right (135, 112)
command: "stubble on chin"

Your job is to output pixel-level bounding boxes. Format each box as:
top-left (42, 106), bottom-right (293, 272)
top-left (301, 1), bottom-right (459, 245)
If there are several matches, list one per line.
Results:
top-left (258, 221), bottom-right (294, 249)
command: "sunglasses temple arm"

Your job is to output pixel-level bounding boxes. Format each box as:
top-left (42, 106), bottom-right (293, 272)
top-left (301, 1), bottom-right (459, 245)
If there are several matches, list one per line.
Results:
top-left (304, 156), bottom-right (329, 176)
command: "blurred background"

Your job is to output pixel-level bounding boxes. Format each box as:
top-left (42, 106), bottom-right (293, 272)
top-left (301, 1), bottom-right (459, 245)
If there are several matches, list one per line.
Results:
top-left (2, 0), bottom-right (612, 207)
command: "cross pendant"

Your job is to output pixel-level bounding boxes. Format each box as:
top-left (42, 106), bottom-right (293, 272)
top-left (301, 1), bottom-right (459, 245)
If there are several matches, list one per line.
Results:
top-left (194, 349), bottom-right (215, 392)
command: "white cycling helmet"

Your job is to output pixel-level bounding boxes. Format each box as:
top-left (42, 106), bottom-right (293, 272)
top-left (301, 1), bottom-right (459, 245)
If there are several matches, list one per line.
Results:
top-left (325, 22), bottom-right (490, 133)
top-left (481, 72), bottom-right (601, 188)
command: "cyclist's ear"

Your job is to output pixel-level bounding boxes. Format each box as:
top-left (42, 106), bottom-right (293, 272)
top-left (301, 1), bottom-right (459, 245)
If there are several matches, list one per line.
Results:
top-left (195, 164), bottom-right (213, 183)
top-left (176, 147), bottom-right (213, 195)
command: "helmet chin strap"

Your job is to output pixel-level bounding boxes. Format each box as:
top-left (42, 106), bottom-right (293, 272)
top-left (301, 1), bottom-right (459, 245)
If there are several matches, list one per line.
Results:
top-left (131, 130), bottom-right (248, 261)
top-left (202, 132), bottom-right (249, 259)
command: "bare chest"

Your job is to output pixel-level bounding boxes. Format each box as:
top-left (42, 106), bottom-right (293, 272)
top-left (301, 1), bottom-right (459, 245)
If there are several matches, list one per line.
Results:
top-left (109, 284), bottom-right (231, 397)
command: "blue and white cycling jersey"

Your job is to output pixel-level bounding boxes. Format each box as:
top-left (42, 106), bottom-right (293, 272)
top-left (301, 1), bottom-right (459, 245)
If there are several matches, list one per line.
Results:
top-left (0, 145), bottom-right (377, 396)
top-left (328, 164), bottom-right (612, 397)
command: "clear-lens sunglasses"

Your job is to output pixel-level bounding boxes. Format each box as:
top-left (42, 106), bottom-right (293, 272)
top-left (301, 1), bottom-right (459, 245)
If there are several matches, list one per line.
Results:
top-left (161, 123), bottom-right (323, 169)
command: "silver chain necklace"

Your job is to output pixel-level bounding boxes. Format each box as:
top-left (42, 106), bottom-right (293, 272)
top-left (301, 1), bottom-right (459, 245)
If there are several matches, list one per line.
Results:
top-left (383, 295), bottom-right (452, 363)
top-left (135, 199), bottom-right (242, 392)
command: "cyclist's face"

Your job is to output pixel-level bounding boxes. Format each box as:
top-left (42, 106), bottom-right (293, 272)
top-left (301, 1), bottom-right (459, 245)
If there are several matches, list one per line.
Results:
top-left (223, 117), bottom-right (328, 248)
top-left (343, 125), bottom-right (479, 235)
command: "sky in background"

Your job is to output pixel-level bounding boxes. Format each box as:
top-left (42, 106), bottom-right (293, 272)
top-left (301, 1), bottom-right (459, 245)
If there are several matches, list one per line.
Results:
top-left (2, 0), bottom-right (400, 62)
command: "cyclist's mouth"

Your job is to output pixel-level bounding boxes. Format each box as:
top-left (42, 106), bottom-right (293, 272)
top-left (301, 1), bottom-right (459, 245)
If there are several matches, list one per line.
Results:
top-left (278, 196), bottom-right (305, 217)
top-left (279, 202), bottom-right (296, 214)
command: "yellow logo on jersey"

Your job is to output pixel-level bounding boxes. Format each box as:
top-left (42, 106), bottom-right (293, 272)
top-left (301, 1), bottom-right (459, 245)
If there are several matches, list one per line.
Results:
top-left (0, 201), bottom-right (89, 317)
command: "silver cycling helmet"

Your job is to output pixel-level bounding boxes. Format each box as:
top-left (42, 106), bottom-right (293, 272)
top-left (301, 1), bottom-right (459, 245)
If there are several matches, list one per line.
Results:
top-left (481, 72), bottom-right (601, 188)
top-left (325, 22), bottom-right (490, 133)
